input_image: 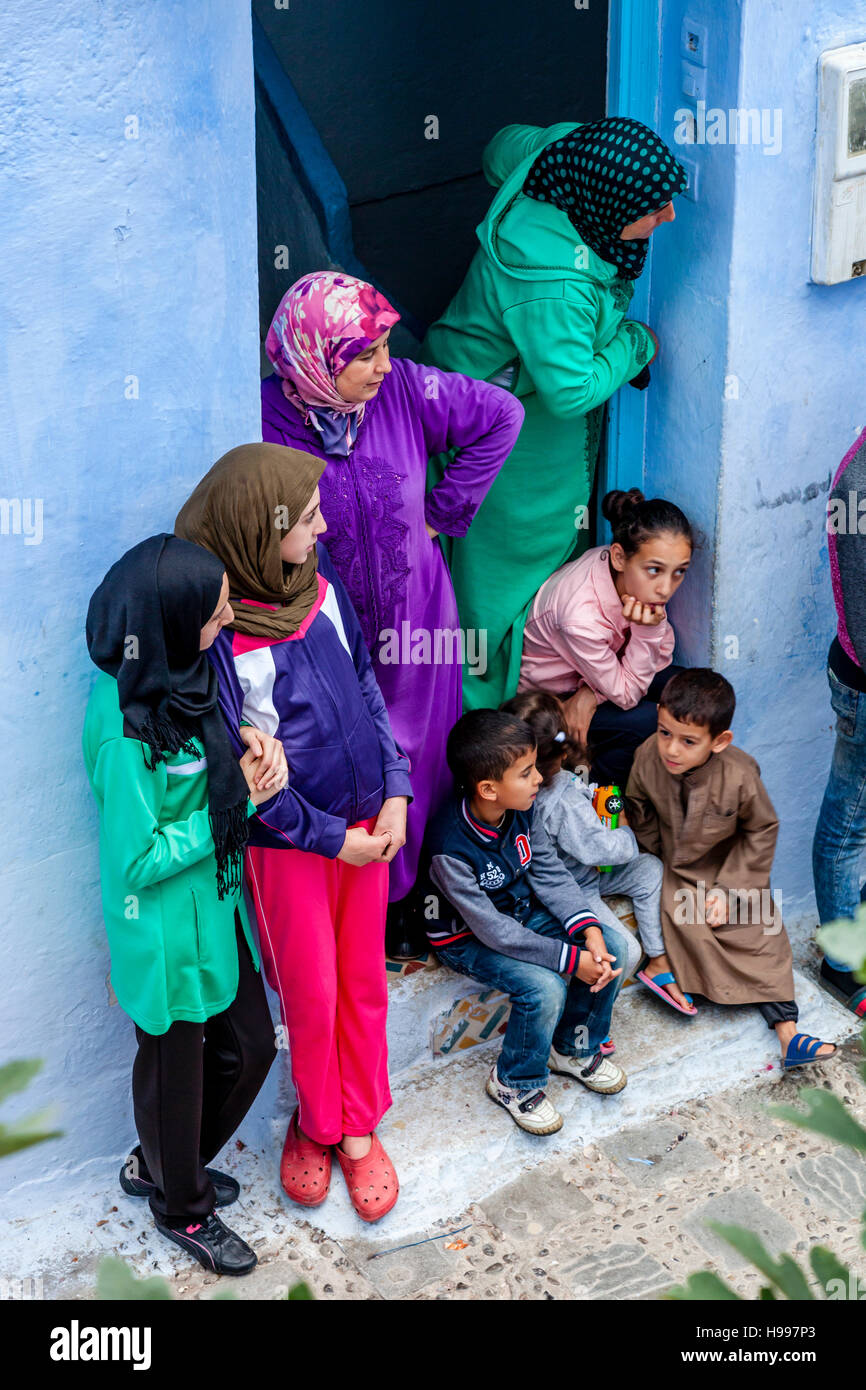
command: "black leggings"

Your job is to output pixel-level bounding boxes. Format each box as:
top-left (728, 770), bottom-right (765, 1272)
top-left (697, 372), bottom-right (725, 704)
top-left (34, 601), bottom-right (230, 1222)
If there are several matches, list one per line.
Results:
top-left (757, 1000), bottom-right (798, 1029)
top-left (131, 918), bottom-right (275, 1224)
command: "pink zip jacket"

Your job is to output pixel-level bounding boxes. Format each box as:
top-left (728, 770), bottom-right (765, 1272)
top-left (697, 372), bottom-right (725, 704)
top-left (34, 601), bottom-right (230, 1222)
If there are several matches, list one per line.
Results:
top-left (518, 545), bottom-right (675, 708)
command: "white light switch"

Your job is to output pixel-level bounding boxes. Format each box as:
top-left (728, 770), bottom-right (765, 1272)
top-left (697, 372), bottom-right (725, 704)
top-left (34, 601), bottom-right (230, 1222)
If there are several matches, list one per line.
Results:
top-left (681, 59), bottom-right (707, 104)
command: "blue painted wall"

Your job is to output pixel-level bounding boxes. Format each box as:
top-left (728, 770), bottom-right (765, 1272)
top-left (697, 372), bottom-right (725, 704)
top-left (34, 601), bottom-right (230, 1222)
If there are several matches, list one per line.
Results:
top-left (648, 0), bottom-right (866, 921)
top-left (0, 2), bottom-right (261, 1204)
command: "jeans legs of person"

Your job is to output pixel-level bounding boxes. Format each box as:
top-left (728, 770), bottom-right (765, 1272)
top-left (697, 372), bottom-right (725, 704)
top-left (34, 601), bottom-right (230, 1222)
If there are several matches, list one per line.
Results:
top-left (437, 905), bottom-right (626, 1133)
top-left (588, 663), bottom-right (686, 787)
top-left (528, 908), bottom-right (623, 1058)
top-left (129, 920), bottom-right (275, 1273)
top-left (812, 664), bottom-right (866, 1006)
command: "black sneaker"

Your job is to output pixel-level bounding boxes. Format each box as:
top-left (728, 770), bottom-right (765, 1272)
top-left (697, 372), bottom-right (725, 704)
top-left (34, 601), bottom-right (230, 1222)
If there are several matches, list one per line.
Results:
top-left (154, 1211), bottom-right (258, 1276)
top-left (120, 1154), bottom-right (240, 1207)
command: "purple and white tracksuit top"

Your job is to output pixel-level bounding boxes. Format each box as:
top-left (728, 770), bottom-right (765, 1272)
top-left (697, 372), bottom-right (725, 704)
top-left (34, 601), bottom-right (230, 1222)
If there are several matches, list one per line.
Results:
top-left (207, 544), bottom-right (412, 859)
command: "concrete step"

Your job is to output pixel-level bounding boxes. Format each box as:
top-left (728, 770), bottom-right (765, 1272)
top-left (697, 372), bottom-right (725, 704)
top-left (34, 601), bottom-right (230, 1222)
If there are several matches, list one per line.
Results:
top-left (300, 967), bottom-right (855, 1241)
top-left (383, 893), bottom-right (644, 1076)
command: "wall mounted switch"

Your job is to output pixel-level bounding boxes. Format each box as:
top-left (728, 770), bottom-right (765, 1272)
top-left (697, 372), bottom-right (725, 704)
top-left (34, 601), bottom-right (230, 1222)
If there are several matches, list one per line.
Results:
top-left (681, 59), bottom-right (707, 105)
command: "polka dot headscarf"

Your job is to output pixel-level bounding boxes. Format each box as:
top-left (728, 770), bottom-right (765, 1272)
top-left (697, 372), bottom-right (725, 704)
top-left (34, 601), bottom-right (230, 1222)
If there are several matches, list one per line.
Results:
top-left (522, 117), bottom-right (687, 280)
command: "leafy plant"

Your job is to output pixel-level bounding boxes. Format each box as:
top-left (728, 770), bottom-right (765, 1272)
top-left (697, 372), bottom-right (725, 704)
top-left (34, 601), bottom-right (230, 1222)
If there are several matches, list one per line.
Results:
top-left (667, 913), bottom-right (866, 1301)
top-left (96, 1254), bottom-right (313, 1301)
top-left (0, 1059), bottom-right (62, 1158)
top-left (0, 1059), bottom-right (312, 1300)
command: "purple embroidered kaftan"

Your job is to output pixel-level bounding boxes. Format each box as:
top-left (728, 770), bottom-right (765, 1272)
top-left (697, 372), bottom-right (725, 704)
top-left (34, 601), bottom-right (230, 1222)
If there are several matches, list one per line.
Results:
top-left (262, 356), bottom-right (524, 899)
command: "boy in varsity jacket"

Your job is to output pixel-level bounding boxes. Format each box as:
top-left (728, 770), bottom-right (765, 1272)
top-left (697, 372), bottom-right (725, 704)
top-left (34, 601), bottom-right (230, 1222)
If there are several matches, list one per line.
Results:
top-left (425, 710), bottom-right (628, 1135)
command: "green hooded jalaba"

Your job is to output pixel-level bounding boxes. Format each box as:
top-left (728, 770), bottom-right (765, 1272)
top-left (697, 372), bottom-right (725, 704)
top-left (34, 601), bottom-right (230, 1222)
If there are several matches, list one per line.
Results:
top-left (424, 120), bottom-right (682, 710)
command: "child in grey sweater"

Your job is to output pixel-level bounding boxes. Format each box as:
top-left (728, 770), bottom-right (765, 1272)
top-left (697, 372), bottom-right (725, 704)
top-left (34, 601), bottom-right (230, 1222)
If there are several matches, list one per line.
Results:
top-left (503, 691), bottom-right (695, 1019)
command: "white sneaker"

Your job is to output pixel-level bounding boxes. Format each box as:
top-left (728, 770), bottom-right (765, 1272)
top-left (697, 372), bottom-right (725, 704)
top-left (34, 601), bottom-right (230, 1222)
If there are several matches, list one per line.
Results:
top-left (485, 1066), bottom-right (563, 1135)
top-left (548, 1047), bottom-right (627, 1094)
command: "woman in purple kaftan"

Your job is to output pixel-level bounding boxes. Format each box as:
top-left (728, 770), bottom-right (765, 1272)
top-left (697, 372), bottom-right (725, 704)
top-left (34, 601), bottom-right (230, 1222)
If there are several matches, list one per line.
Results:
top-left (261, 272), bottom-right (524, 951)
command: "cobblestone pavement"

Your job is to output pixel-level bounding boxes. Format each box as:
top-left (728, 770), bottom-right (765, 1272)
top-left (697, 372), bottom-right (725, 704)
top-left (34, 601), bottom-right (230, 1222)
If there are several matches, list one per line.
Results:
top-left (38, 1032), bottom-right (861, 1303)
top-left (15, 932), bottom-right (866, 1303)
top-left (206, 1035), bottom-right (866, 1301)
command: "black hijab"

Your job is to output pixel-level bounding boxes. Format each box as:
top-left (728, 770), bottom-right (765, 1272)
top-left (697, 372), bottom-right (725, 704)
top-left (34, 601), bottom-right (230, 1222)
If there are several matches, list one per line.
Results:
top-left (522, 116), bottom-right (687, 280)
top-left (86, 533), bottom-right (249, 899)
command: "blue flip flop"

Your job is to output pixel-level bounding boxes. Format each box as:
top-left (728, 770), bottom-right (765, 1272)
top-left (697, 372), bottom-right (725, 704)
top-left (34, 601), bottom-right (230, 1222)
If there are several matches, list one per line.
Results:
top-left (782, 1032), bottom-right (836, 1070)
top-left (637, 970), bottom-right (698, 1016)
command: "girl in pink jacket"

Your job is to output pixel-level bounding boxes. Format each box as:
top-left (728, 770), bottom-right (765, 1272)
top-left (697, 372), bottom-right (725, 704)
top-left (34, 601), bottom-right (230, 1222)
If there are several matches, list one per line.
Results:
top-left (519, 489), bottom-right (694, 785)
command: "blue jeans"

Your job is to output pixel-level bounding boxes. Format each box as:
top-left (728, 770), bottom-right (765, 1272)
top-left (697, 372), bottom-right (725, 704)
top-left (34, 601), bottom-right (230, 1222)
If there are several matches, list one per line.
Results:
top-left (812, 664), bottom-right (866, 970)
top-left (436, 906), bottom-right (625, 1091)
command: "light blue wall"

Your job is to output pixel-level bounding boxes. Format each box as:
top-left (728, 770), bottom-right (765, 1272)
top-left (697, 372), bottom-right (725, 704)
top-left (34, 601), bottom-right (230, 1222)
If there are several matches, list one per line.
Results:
top-left (645, 0), bottom-right (742, 666)
top-left (648, 0), bottom-right (866, 920)
top-left (0, 2), bottom-right (261, 1204)
top-left (720, 0), bottom-right (866, 919)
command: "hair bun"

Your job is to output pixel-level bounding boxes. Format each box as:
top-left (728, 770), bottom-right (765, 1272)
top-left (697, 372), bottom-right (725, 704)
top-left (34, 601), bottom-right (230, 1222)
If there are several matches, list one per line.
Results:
top-left (601, 487), bottom-right (644, 527)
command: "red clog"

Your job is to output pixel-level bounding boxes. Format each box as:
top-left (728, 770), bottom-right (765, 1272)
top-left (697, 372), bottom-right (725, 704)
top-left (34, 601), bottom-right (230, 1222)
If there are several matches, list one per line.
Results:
top-left (334, 1131), bottom-right (399, 1223)
top-left (279, 1110), bottom-right (331, 1207)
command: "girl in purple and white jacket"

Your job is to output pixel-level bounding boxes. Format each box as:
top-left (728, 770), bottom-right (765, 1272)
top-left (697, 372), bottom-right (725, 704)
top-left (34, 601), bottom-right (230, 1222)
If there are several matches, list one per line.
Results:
top-left (176, 443), bottom-right (411, 1224)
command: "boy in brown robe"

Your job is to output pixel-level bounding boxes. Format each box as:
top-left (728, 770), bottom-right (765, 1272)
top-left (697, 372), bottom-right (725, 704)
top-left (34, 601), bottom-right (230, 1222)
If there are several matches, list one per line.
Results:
top-left (625, 669), bottom-right (837, 1069)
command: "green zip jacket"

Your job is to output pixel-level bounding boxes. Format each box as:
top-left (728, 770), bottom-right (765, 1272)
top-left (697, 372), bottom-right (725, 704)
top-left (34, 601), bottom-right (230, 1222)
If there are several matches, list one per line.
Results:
top-left (423, 122), bottom-right (654, 708)
top-left (426, 121), bottom-right (654, 403)
top-left (82, 671), bottom-right (260, 1035)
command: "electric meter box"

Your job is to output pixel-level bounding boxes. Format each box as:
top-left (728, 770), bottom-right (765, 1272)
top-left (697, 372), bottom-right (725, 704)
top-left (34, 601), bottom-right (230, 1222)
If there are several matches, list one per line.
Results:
top-left (811, 41), bottom-right (866, 284)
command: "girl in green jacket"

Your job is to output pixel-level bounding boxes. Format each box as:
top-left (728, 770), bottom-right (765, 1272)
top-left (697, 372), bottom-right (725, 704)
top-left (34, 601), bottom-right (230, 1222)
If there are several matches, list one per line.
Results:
top-left (83, 534), bottom-right (287, 1276)
top-left (424, 117), bottom-right (687, 710)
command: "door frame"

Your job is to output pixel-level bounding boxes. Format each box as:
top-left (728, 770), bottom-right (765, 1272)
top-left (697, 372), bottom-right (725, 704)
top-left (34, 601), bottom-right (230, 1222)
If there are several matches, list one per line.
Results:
top-left (603, 0), bottom-right (663, 514)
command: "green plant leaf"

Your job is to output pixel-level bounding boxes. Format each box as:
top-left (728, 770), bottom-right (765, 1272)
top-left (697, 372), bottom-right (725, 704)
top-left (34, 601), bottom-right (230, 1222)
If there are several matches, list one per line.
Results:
top-left (759, 1286), bottom-right (776, 1299)
top-left (707, 1223), bottom-right (813, 1300)
top-left (0, 1120), bottom-right (63, 1159)
top-left (286, 1281), bottom-right (315, 1300)
top-left (665, 1271), bottom-right (742, 1301)
top-left (0, 1059), bottom-right (43, 1104)
top-left (817, 916), bottom-right (866, 980)
top-left (809, 1245), bottom-right (851, 1297)
top-left (769, 1088), bottom-right (866, 1153)
top-left (96, 1256), bottom-right (175, 1301)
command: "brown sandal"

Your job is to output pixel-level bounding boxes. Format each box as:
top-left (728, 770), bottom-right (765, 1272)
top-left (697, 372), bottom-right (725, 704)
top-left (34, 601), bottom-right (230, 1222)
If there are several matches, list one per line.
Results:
top-left (280, 1109), bottom-right (331, 1207)
top-left (335, 1131), bottom-right (399, 1222)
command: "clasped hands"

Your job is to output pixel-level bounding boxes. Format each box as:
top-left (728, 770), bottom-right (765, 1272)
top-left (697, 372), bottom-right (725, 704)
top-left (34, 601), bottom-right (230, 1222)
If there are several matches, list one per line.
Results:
top-left (338, 796), bottom-right (409, 866)
top-left (238, 725), bottom-right (289, 807)
top-left (576, 925), bottom-right (622, 993)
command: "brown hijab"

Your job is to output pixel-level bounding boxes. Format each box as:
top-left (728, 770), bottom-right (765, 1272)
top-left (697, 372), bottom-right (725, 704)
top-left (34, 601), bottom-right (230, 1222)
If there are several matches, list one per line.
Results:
top-left (175, 443), bottom-right (325, 641)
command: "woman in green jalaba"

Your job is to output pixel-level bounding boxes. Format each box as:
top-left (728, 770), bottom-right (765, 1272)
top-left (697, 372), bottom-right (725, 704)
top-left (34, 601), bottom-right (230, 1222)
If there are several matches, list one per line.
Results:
top-left (423, 116), bottom-right (686, 709)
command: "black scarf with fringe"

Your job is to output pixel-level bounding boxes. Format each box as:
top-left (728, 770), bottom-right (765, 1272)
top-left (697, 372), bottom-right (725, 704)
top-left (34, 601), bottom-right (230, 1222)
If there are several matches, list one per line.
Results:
top-left (86, 533), bottom-right (249, 899)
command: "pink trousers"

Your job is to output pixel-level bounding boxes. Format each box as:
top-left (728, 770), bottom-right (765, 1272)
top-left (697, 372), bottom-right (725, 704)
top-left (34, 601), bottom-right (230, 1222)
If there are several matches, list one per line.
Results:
top-left (246, 820), bottom-right (391, 1146)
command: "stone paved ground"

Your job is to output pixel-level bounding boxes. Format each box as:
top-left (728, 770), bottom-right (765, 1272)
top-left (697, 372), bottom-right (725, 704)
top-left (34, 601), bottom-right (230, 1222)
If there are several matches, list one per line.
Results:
top-left (196, 1034), bottom-right (866, 1301)
top-left (11, 935), bottom-right (865, 1303)
top-left (40, 1029), bottom-right (861, 1303)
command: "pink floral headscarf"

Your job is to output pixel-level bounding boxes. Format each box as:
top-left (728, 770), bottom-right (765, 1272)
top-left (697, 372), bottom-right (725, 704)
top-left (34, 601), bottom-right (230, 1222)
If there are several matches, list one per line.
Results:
top-left (265, 272), bottom-right (401, 449)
